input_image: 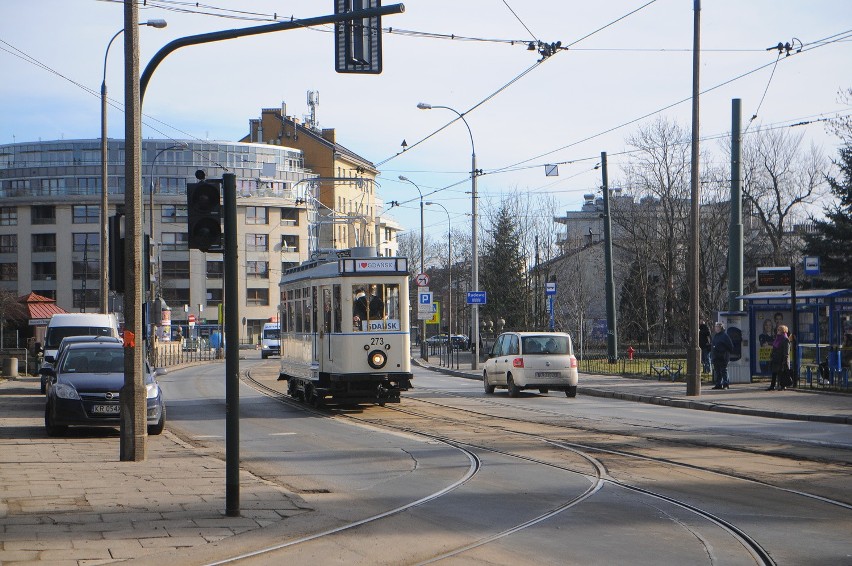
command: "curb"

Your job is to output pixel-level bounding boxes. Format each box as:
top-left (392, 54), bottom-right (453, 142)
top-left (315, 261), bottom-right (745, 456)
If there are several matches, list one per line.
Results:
top-left (412, 358), bottom-right (850, 426)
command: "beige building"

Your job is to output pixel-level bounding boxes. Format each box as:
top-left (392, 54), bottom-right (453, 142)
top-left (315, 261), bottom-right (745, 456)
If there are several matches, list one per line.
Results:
top-left (242, 102), bottom-right (399, 254)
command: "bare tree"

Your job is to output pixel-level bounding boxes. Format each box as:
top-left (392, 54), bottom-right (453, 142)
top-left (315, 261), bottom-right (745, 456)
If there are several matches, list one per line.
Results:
top-left (740, 127), bottom-right (826, 267)
top-left (620, 117), bottom-right (692, 344)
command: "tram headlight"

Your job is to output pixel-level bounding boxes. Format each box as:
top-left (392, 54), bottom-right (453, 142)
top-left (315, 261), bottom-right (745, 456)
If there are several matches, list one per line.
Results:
top-left (367, 349), bottom-right (387, 369)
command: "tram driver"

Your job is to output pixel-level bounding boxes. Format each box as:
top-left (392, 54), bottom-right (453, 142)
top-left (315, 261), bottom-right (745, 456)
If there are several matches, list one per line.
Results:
top-left (353, 284), bottom-right (385, 330)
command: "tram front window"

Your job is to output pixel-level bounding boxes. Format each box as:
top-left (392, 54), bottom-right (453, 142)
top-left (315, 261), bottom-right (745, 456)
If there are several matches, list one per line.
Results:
top-left (353, 283), bottom-right (400, 331)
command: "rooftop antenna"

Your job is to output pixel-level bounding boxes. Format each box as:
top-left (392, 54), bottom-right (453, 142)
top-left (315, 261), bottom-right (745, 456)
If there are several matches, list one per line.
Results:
top-left (306, 90), bottom-right (320, 131)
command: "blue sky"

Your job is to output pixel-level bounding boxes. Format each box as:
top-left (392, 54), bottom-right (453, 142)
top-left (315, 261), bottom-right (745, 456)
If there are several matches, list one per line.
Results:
top-left (1, 1), bottom-right (849, 238)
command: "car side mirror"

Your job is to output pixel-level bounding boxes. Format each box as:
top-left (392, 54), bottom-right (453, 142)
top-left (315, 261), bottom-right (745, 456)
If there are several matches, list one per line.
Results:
top-left (44, 354), bottom-right (55, 364)
top-left (155, 367), bottom-right (168, 377)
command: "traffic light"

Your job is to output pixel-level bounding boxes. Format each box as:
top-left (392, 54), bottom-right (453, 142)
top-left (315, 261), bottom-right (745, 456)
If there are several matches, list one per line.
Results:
top-left (186, 174), bottom-right (222, 252)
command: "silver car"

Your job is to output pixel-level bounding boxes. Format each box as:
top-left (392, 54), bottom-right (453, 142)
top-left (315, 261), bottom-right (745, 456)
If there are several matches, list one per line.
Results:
top-left (483, 332), bottom-right (579, 397)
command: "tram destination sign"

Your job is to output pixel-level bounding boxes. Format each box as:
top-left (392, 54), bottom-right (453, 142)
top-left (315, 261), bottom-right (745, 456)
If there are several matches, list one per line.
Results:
top-left (756, 266), bottom-right (793, 290)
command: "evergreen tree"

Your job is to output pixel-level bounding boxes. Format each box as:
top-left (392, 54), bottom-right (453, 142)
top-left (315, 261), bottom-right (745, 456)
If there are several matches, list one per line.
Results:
top-left (480, 204), bottom-right (528, 330)
top-left (802, 145), bottom-right (852, 288)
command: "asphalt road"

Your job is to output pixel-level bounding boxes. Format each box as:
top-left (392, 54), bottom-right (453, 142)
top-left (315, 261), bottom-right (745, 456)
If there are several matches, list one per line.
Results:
top-left (150, 353), bottom-right (852, 565)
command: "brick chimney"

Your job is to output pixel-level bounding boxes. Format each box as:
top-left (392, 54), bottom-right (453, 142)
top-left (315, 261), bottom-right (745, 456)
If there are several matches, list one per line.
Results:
top-left (321, 128), bottom-right (336, 143)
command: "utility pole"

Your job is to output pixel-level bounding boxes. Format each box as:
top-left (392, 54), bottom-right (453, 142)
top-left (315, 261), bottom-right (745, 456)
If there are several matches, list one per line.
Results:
top-left (601, 152), bottom-right (618, 363)
top-left (728, 99), bottom-right (744, 312)
top-left (120, 0), bottom-right (147, 461)
top-left (686, 0), bottom-right (702, 396)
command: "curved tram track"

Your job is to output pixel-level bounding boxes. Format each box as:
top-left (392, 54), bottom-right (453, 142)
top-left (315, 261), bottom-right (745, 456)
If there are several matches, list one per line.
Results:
top-left (205, 371), bottom-right (850, 565)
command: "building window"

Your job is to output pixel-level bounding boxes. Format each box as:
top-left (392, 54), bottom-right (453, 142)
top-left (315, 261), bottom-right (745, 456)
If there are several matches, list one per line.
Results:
top-left (72, 261), bottom-right (99, 280)
top-left (282, 261), bottom-right (298, 273)
top-left (77, 177), bottom-right (101, 195)
top-left (32, 233), bottom-right (56, 253)
top-left (40, 178), bottom-right (64, 196)
top-left (281, 235), bottom-right (299, 252)
top-left (161, 287), bottom-right (190, 306)
top-left (161, 261), bottom-right (190, 280)
top-left (0, 234), bottom-right (18, 254)
top-left (245, 234), bottom-right (268, 252)
top-left (206, 261), bottom-right (224, 279)
top-left (73, 289), bottom-right (100, 310)
top-left (161, 232), bottom-right (189, 251)
top-left (245, 206), bottom-right (268, 225)
top-left (72, 205), bottom-right (99, 224)
top-left (247, 288), bottom-right (269, 306)
top-left (280, 207), bottom-right (299, 226)
top-left (72, 233), bottom-right (99, 254)
top-left (32, 262), bottom-right (57, 281)
top-left (31, 206), bottom-right (56, 225)
top-left (0, 263), bottom-right (17, 281)
top-left (0, 207), bottom-right (17, 226)
top-left (246, 261), bottom-right (269, 279)
top-left (161, 205), bottom-right (187, 223)
top-left (156, 178), bottom-right (184, 195)
top-left (206, 287), bottom-right (223, 307)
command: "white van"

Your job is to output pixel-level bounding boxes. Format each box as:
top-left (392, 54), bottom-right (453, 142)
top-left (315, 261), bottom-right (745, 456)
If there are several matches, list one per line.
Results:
top-left (260, 321), bottom-right (280, 359)
top-left (41, 313), bottom-right (121, 366)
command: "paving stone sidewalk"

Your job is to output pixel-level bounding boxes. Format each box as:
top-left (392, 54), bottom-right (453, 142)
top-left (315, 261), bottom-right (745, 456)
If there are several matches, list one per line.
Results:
top-left (0, 375), bottom-right (308, 565)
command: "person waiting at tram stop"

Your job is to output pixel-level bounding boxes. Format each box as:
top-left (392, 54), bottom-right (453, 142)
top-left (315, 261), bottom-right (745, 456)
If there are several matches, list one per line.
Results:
top-left (767, 324), bottom-right (791, 391)
top-left (710, 321), bottom-right (734, 390)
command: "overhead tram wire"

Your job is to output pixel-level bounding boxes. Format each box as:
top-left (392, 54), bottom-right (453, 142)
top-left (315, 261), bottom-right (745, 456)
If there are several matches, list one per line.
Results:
top-left (487, 31), bottom-right (852, 178)
top-left (377, 0), bottom-right (662, 168)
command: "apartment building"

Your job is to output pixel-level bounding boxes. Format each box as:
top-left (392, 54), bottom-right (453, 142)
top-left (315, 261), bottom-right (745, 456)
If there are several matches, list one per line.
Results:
top-left (0, 138), bottom-right (314, 341)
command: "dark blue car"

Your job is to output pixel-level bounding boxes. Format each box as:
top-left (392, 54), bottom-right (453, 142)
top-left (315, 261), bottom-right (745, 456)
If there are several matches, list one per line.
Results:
top-left (43, 342), bottom-right (166, 436)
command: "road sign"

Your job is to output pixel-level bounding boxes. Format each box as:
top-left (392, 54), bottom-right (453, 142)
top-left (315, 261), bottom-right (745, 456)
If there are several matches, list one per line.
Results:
top-left (803, 256), bottom-right (820, 276)
top-left (418, 291), bottom-right (433, 313)
top-left (415, 273), bottom-right (430, 287)
top-left (467, 291), bottom-right (487, 305)
top-left (188, 314), bottom-right (196, 324)
top-left (545, 282), bottom-right (557, 296)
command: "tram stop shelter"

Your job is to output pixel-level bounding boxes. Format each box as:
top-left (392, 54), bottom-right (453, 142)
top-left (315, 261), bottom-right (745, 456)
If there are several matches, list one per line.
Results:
top-left (734, 288), bottom-right (852, 388)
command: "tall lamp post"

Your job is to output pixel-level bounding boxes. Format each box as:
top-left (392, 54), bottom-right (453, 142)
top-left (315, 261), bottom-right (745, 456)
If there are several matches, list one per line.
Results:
top-left (100, 18), bottom-right (167, 314)
top-left (147, 142), bottom-right (187, 309)
top-left (426, 201), bottom-right (451, 366)
top-left (398, 175), bottom-right (426, 359)
top-left (417, 102), bottom-right (479, 369)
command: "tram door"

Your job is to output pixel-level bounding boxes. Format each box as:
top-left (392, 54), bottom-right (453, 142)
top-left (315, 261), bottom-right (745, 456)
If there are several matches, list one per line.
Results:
top-left (319, 285), bottom-right (335, 370)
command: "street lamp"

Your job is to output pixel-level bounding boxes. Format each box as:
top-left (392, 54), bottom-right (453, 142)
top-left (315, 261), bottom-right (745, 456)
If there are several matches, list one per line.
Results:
top-left (148, 142), bottom-right (187, 305)
top-left (100, 18), bottom-right (167, 314)
top-left (417, 102), bottom-right (479, 369)
top-left (426, 201), bottom-right (452, 366)
top-left (398, 175), bottom-right (426, 359)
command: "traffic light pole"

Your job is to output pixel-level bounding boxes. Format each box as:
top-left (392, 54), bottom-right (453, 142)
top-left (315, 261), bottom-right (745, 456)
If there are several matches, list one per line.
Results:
top-left (222, 173), bottom-right (240, 517)
top-left (139, 4), bottom-right (405, 103)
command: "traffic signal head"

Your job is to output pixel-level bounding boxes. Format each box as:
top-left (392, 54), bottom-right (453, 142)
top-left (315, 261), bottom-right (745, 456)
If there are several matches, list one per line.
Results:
top-left (187, 180), bottom-right (222, 252)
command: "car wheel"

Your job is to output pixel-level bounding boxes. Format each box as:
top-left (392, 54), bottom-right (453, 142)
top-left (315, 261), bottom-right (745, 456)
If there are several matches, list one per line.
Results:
top-left (507, 375), bottom-right (521, 398)
top-left (538, 388), bottom-right (549, 394)
top-left (261, 352), bottom-right (268, 359)
top-left (147, 406), bottom-right (166, 435)
top-left (44, 404), bottom-right (67, 437)
top-left (565, 386), bottom-right (577, 398)
top-left (483, 372), bottom-right (495, 394)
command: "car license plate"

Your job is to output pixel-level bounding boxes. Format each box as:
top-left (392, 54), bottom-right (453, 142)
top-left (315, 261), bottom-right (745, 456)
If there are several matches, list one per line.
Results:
top-left (536, 371), bottom-right (560, 378)
top-left (92, 404), bottom-right (120, 414)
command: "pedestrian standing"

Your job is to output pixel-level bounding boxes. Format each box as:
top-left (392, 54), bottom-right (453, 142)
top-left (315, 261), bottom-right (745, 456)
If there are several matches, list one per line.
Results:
top-left (711, 322), bottom-right (734, 390)
top-left (699, 321), bottom-right (712, 374)
top-left (767, 324), bottom-right (791, 390)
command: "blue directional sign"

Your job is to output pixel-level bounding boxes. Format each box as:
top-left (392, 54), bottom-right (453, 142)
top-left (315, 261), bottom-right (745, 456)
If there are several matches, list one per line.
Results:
top-left (545, 282), bottom-right (557, 296)
top-left (466, 291), bottom-right (487, 305)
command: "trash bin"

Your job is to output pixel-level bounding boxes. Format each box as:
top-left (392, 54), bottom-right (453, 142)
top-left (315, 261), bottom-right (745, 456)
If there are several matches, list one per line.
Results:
top-left (2, 357), bottom-right (18, 378)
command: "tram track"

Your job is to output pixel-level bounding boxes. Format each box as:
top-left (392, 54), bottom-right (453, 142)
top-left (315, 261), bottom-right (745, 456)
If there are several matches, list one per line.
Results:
top-left (235, 370), bottom-right (841, 565)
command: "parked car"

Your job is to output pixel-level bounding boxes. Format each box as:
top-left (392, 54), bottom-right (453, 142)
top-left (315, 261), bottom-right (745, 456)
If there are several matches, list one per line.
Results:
top-left (39, 335), bottom-right (123, 394)
top-left (425, 334), bottom-right (469, 350)
top-left (483, 332), bottom-right (579, 398)
top-left (43, 341), bottom-right (166, 436)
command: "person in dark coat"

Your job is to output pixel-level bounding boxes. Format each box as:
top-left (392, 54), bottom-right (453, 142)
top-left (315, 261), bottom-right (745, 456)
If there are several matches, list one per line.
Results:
top-left (767, 324), bottom-right (791, 391)
top-left (698, 321), bottom-right (712, 374)
top-left (710, 321), bottom-right (734, 389)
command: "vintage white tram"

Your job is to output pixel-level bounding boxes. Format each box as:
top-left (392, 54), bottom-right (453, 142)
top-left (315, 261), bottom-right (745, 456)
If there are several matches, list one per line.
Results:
top-left (277, 247), bottom-right (413, 405)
